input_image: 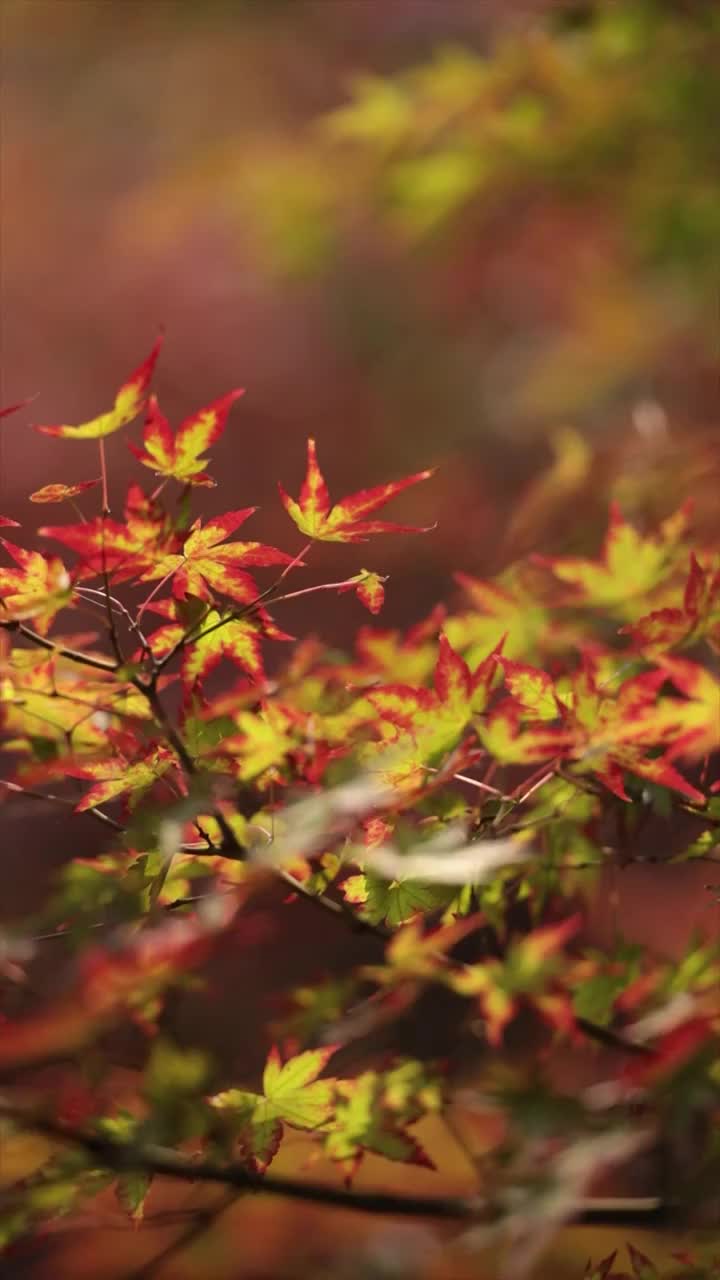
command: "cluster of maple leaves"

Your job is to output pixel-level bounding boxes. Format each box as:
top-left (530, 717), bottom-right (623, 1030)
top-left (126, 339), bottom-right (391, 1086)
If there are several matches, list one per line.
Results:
top-left (1, 342), bottom-right (720, 1267)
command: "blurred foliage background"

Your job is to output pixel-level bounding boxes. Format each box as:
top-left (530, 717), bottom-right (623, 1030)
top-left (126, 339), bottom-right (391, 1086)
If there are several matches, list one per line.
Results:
top-left (3, 0), bottom-right (720, 639)
top-left (2, 1), bottom-right (720, 1276)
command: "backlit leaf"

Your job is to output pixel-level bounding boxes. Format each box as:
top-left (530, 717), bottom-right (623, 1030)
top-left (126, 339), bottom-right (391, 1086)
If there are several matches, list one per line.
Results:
top-left (0, 539), bottom-right (73, 633)
top-left (30, 480), bottom-right (101, 504)
top-left (62, 742), bottom-right (177, 811)
top-left (36, 339), bottom-right (162, 439)
top-left (129, 389), bottom-right (244, 487)
top-left (210, 1046), bottom-right (336, 1173)
top-left (279, 437), bottom-right (433, 542)
top-left (140, 509), bottom-right (294, 605)
top-left (537, 502), bottom-right (690, 618)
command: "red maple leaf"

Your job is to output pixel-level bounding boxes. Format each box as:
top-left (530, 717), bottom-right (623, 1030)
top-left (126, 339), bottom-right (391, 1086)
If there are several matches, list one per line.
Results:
top-left (140, 509), bottom-right (295, 605)
top-left (39, 484), bottom-right (180, 581)
top-left (279, 438), bottom-right (434, 542)
top-left (36, 339), bottom-right (162, 439)
top-left (129, 389), bottom-right (244, 487)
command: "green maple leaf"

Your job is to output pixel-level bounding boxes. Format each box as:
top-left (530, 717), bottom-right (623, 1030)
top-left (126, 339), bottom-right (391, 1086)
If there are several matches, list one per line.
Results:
top-left (324, 1063), bottom-right (438, 1178)
top-left (342, 870), bottom-right (454, 927)
top-left (210, 1046), bottom-right (336, 1173)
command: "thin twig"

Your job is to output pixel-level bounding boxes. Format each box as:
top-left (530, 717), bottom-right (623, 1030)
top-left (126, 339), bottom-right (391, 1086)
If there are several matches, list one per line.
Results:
top-left (422, 766), bottom-right (507, 799)
top-left (0, 778), bottom-right (125, 832)
top-left (2, 621), bottom-right (118, 672)
top-left (124, 1190), bottom-right (237, 1280)
top-left (98, 439), bottom-right (110, 516)
top-left (154, 541), bottom-right (311, 671)
top-left (76, 586), bottom-right (153, 666)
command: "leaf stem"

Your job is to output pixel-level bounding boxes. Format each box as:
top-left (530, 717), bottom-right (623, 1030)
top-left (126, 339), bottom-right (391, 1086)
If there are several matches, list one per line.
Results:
top-left (99, 439), bottom-right (110, 516)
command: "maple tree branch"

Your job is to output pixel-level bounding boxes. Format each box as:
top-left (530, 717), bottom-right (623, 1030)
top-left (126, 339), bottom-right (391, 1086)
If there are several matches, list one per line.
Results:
top-left (278, 868), bottom-right (385, 935)
top-left (102, 571), bottom-right (126, 667)
top-left (134, 677), bottom-right (247, 859)
top-left (422, 765), bottom-right (508, 799)
top-left (183, 575), bottom-right (363, 653)
top-left (0, 778), bottom-right (125, 833)
top-left (138, 680), bottom-right (196, 777)
top-left (76, 586), bottom-right (154, 666)
top-left (270, 861), bottom-right (654, 1058)
top-left (1, 621), bottom-right (118, 672)
top-left (259, 576), bottom-right (371, 608)
top-left (0, 1102), bottom-right (673, 1228)
top-left (574, 1016), bottom-right (653, 1057)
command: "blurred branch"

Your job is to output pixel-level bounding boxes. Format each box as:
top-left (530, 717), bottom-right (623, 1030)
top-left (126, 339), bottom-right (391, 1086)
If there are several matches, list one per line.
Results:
top-left (0, 1100), bottom-right (673, 1228)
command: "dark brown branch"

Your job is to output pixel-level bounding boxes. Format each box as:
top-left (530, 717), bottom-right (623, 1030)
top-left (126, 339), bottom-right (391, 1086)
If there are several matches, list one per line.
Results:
top-left (0, 1104), bottom-right (673, 1229)
top-left (271, 866), bottom-right (653, 1057)
top-left (2, 621), bottom-right (118, 672)
top-left (575, 1016), bottom-right (652, 1057)
top-left (135, 678), bottom-right (244, 858)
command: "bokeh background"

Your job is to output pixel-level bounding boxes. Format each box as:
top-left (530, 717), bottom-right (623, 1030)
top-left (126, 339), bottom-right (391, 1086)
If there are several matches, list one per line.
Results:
top-left (2, 1), bottom-right (720, 1276)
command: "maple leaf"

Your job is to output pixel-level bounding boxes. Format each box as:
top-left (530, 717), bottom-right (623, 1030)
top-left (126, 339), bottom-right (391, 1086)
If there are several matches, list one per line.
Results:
top-left (0, 647), bottom-right (149, 755)
top-left (482, 653), bottom-right (706, 803)
top-left (445, 568), bottom-right (551, 664)
top-left (368, 633), bottom-right (501, 761)
top-left (40, 483), bottom-right (179, 581)
top-left (351, 608), bottom-right (445, 686)
top-left (364, 915), bottom-right (481, 982)
top-left (0, 397), bottom-right (36, 419)
top-left (60, 740), bottom-right (178, 811)
top-left (140, 509), bottom-right (294, 604)
top-left (623, 553), bottom-right (720, 655)
top-left (341, 870), bottom-right (454, 928)
top-left (498, 657), bottom-right (564, 721)
top-left (535, 501), bottom-right (691, 618)
top-left (505, 426), bottom-right (592, 554)
top-left (35, 338), bottom-right (162, 439)
top-left (656, 656), bottom-right (720, 762)
top-left (129, 389), bottom-right (244, 487)
top-left (478, 702), bottom-right (572, 766)
top-left (279, 437), bottom-right (434, 542)
top-left (347, 637), bottom-right (502, 794)
top-left (621, 1015), bottom-right (714, 1090)
top-left (213, 703), bottom-right (296, 782)
top-left (338, 569), bottom-right (387, 615)
top-left (324, 1062), bottom-right (438, 1180)
top-left (145, 597), bottom-right (290, 691)
top-left (210, 1046), bottom-right (336, 1174)
top-left (0, 538), bottom-right (73, 634)
top-left (451, 915), bottom-right (581, 1044)
top-left (29, 480), bottom-right (100, 504)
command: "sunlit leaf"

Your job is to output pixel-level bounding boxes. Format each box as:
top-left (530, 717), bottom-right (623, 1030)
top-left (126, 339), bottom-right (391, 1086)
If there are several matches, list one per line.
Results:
top-left (140, 509), bottom-right (294, 604)
top-left (36, 339), bottom-right (162, 439)
top-left (279, 437), bottom-right (434, 542)
top-left (30, 480), bottom-right (101, 504)
top-left (129, 389), bottom-right (244, 487)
